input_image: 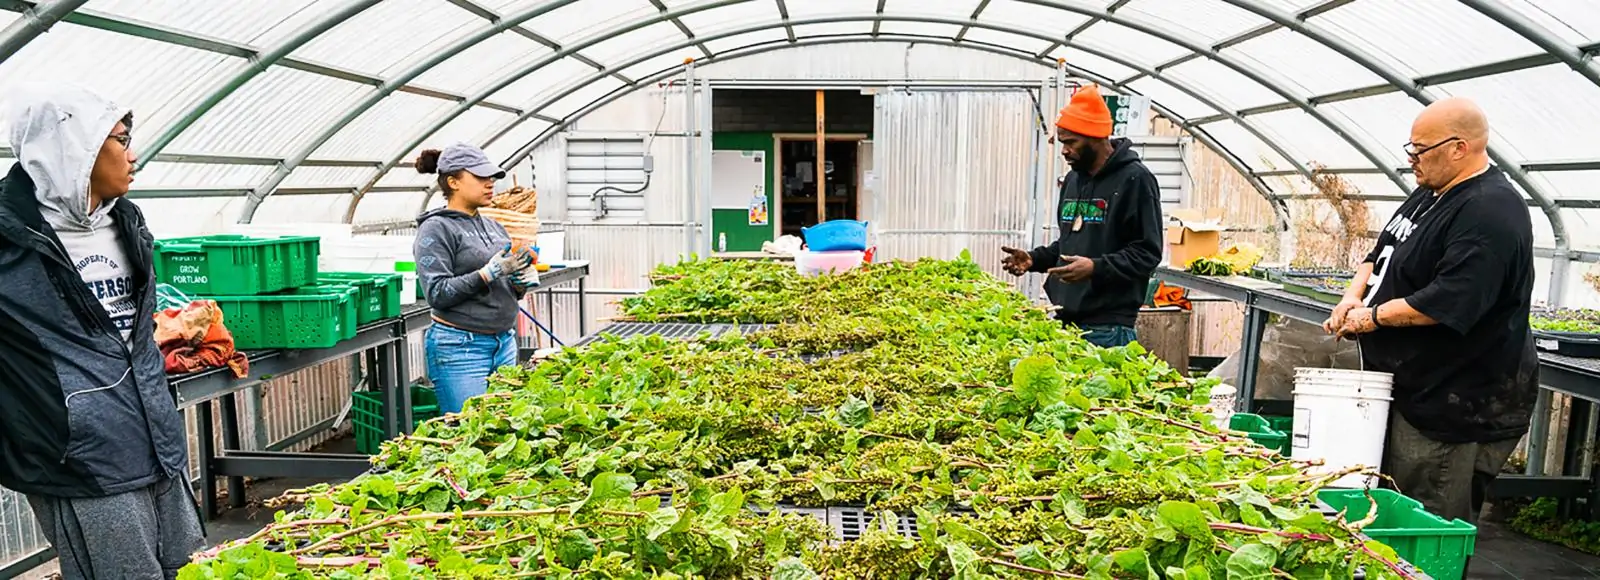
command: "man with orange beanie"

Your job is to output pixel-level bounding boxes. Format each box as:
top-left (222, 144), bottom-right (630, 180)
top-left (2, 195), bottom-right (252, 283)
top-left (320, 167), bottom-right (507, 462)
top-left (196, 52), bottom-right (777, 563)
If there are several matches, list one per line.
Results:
top-left (1002, 85), bottom-right (1164, 347)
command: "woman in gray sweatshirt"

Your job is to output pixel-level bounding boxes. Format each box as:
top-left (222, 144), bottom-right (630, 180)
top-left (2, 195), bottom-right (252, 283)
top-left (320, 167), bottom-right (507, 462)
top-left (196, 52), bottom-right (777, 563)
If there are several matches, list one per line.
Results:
top-left (413, 143), bottom-right (535, 413)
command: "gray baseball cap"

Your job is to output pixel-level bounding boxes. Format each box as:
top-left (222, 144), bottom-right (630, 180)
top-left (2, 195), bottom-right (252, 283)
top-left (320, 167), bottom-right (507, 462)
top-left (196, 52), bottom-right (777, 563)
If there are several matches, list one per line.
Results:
top-left (437, 143), bottom-right (506, 179)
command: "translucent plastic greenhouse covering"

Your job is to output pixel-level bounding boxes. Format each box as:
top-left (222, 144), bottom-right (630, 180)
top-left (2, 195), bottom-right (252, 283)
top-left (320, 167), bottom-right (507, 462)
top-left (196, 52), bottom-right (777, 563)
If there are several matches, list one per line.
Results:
top-left (1, 0), bottom-right (1598, 251)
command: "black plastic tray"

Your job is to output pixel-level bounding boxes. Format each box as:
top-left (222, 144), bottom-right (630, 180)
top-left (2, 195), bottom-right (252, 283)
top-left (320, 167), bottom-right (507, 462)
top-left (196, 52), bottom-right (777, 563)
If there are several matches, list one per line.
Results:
top-left (1533, 330), bottom-right (1600, 358)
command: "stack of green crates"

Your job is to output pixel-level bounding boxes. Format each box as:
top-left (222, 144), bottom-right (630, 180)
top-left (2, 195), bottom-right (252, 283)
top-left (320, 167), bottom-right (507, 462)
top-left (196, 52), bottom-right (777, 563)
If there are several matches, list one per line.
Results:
top-left (1228, 412), bottom-right (1290, 454)
top-left (352, 384), bottom-right (440, 455)
top-left (156, 234), bottom-right (354, 350)
top-left (319, 272), bottom-right (403, 325)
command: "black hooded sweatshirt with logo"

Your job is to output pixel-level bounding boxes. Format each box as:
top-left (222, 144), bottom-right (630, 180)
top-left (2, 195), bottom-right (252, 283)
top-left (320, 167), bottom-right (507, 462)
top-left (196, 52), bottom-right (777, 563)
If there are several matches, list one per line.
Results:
top-left (1027, 138), bottom-right (1164, 327)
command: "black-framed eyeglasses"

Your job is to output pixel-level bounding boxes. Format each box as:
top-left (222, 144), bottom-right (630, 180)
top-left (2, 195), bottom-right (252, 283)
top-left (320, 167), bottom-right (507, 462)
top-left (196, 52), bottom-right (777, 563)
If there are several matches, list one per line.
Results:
top-left (1403, 136), bottom-right (1461, 160)
top-left (108, 133), bottom-right (132, 150)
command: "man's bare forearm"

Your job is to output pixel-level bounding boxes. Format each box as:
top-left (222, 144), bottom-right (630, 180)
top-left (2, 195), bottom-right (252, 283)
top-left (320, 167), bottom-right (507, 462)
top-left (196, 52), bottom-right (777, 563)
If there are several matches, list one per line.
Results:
top-left (1377, 298), bottom-right (1439, 328)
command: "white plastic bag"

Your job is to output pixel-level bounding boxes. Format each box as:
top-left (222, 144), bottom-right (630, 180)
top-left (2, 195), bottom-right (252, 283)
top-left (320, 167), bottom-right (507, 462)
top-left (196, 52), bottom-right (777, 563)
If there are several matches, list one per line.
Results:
top-left (1208, 315), bottom-right (1361, 401)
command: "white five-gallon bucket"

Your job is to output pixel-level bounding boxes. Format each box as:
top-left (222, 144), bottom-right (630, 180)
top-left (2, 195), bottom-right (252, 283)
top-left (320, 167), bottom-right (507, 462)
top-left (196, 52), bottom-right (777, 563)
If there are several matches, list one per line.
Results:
top-left (1290, 367), bottom-right (1394, 488)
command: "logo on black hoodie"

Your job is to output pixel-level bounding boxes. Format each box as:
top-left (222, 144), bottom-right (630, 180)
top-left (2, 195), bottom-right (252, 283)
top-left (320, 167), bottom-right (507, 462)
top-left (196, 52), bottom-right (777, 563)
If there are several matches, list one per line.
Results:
top-left (1061, 199), bottom-right (1109, 224)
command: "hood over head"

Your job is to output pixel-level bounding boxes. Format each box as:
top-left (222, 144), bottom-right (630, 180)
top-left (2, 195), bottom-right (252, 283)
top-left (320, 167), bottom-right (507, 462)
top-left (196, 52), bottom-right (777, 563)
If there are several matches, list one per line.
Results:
top-left (1100, 138), bottom-right (1141, 174)
top-left (5, 84), bottom-right (130, 232)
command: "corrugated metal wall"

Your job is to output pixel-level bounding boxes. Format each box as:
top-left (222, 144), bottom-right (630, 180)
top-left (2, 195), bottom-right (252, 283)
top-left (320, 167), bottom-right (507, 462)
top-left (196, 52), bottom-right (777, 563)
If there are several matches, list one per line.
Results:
top-left (871, 89), bottom-right (1036, 283)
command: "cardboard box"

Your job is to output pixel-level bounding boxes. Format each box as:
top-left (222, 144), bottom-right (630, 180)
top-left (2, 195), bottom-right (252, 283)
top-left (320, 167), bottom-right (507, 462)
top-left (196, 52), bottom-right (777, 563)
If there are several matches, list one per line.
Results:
top-left (1166, 209), bottom-right (1225, 268)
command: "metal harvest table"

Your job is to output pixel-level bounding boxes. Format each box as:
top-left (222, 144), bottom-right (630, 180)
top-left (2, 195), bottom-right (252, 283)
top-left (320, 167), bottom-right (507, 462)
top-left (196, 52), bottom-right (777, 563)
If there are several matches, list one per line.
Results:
top-left (169, 262), bottom-right (591, 520)
top-left (1154, 267), bottom-right (1600, 512)
top-left (168, 303), bottom-right (434, 519)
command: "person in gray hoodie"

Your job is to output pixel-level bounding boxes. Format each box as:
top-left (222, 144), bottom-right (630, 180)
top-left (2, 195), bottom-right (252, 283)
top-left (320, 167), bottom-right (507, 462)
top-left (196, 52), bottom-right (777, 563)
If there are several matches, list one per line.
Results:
top-left (0, 85), bottom-right (204, 578)
top-left (414, 143), bottom-right (535, 414)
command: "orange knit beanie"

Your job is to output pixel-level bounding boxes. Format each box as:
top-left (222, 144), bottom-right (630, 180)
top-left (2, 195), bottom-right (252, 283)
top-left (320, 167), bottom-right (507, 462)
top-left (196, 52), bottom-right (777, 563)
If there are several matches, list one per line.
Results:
top-left (1056, 84), bottom-right (1113, 138)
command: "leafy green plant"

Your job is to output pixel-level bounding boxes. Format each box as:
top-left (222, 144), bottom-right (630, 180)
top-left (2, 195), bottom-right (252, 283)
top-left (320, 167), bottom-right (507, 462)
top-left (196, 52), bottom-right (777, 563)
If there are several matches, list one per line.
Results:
top-left (1531, 308), bottom-right (1600, 334)
top-left (181, 258), bottom-right (1419, 579)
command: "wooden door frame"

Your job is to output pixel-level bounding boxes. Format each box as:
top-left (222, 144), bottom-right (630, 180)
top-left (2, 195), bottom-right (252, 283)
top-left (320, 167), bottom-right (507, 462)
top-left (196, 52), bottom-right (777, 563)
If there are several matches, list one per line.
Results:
top-left (772, 133), bottom-right (869, 236)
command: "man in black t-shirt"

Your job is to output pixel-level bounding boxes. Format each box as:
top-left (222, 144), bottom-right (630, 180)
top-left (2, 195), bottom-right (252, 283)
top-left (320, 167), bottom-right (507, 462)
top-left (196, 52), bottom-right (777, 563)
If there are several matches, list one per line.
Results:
top-left (1323, 97), bottom-right (1538, 524)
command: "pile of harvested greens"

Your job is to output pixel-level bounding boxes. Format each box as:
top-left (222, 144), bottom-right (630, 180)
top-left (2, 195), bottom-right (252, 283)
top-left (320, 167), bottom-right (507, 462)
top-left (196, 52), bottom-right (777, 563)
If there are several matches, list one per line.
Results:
top-left (181, 255), bottom-right (1415, 579)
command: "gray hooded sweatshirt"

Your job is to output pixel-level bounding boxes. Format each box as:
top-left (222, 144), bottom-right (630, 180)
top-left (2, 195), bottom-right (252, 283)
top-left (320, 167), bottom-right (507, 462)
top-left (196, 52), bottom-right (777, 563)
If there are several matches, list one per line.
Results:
top-left (414, 208), bottom-right (521, 335)
top-left (0, 85), bottom-right (188, 498)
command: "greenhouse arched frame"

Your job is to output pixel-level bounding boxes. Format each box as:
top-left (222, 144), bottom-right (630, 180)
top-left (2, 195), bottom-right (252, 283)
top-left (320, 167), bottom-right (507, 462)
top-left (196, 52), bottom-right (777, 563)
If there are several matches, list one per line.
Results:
top-left (4, 0), bottom-right (1596, 306)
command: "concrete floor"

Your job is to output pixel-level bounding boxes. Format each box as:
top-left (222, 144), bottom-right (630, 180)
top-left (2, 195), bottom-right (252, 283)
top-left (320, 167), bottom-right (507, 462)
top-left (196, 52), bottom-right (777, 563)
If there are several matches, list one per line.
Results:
top-left (1467, 503), bottom-right (1600, 580)
top-left (12, 440), bottom-right (1600, 579)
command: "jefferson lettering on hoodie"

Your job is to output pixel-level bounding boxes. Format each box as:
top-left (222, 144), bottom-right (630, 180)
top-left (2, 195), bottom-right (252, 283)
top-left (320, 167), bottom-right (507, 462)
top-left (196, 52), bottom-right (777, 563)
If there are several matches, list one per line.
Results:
top-left (1026, 138), bottom-right (1164, 328)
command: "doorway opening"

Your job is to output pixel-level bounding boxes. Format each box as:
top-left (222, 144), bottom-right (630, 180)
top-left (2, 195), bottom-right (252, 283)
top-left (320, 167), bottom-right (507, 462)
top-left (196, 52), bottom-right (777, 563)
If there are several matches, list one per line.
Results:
top-left (775, 135), bottom-right (868, 238)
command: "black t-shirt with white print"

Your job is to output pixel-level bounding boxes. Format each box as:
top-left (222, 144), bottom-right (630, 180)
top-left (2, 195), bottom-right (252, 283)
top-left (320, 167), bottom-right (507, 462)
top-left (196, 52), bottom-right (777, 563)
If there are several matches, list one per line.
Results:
top-left (1358, 166), bottom-right (1539, 444)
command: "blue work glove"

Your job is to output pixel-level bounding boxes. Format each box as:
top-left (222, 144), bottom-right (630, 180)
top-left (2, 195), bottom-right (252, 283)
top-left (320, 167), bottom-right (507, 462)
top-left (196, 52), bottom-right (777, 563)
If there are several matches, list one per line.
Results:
top-left (478, 243), bottom-right (534, 283)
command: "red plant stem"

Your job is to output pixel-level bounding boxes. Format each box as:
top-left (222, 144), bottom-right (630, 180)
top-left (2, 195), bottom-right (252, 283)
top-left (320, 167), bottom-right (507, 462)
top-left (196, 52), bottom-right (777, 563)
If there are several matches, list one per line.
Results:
top-left (1213, 523), bottom-right (1417, 579)
top-left (440, 466), bottom-right (471, 500)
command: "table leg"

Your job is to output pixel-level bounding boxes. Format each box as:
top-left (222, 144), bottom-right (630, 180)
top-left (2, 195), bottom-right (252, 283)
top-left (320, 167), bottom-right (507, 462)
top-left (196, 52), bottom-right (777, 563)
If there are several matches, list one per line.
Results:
top-left (1527, 388), bottom-right (1552, 475)
top-left (375, 345), bottom-right (395, 439)
top-left (395, 332), bottom-right (415, 435)
top-left (364, 350), bottom-right (379, 390)
top-left (577, 277), bottom-right (588, 337)
top-left (220, 393), bottom-right (245, 509)
top-left (1561, 398), bottom-right (1592, 518)
top-left (545, 289), bottom-right (557, 348)
top-left (196, 401), bottom-right (217, 520)
top-left (1235, 303), bottom-right (1269, 411)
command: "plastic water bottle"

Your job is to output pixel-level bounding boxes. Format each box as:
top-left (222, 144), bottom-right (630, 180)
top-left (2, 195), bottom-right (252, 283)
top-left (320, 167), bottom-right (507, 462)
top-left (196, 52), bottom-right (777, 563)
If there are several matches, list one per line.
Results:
top-left (718, 233), bottom-right (727, 253)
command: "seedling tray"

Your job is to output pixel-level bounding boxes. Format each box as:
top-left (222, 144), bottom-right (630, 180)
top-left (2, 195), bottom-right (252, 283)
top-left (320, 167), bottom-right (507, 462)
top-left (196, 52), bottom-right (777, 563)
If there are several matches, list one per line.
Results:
top-left (1533, 330), bottom-right (1600, 358)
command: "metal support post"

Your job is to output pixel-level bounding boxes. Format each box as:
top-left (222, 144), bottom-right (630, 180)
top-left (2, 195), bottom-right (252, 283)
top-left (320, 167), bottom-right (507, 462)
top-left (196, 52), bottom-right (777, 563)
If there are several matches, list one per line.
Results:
top-left (545, 289), bottom-right (558, 348)
top-left (699, 78), bottom-right (714, 257)
top-left (378, 344), bottom-right (399, 439)
top-left (577, 277), bottom-right (589, 336)
top-left (682, 59), bottom-right (697, 257)
top-left (1235, 302), bottom-right (1269, 411)
top-left (393, 329), bottom-right (415, 435)
top-left (1527, 388), bottom-right (1552, 475)
top-left (219, 393), bottom-right (245, 509)
top-left (1551, 248), bottom-right (1571, 307)
top-left (196, 400), bottom-right (216, 519)
top-left (250, 384), bottom-right (269, 451)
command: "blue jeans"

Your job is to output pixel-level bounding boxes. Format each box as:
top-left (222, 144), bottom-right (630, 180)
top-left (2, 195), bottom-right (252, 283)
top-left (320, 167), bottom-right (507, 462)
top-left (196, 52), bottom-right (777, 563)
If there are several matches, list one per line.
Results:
top-left (1076, 324), bottom-right (1137, 348)
top-left (425, 324), bottom-right (516, 414)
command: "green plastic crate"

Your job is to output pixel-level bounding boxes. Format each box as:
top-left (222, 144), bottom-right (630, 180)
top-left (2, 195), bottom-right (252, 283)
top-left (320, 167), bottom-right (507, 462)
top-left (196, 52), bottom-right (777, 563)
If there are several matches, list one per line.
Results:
top-left (155, 234), bottom-right (319, 295)
top-left (283, 285), bottom-right (359, 340)
top-left (1318, 489), bottom-right (1477, 580)
top-left (1264, 415), bottom-right (1294, 440)
top-left (1229, 413), bottom-right (1289, 455)
top-left (352, 385), bottom-right (441, 455)
top-left (318, 272), bottom-right (403, 325)
top-left (211, 286), bottom-right (354, 349)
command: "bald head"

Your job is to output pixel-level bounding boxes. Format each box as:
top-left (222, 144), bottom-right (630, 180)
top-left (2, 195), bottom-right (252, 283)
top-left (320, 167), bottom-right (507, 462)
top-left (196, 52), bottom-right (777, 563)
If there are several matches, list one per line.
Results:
top-left (1409, 97), bottom-right (1491, 191)
top-left (1415, 97), bottom-right (1489, 148)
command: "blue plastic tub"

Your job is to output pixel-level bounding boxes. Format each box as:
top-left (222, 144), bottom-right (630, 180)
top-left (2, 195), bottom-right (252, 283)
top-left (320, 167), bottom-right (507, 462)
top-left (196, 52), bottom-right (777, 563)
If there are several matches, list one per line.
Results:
top-left (802, 220), bottom-right (869, 252)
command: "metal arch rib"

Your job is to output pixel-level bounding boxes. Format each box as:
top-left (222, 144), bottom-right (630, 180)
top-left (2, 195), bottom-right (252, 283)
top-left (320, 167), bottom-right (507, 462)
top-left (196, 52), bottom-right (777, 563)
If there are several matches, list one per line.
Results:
top-left (402, 31), bottom-right (1288, 231)
top-left (1007, 0), bottom-right (1410, 195)
top-left (235, 0), bottom-right (594, 224)
top-left (376, 15), bottom-right (1314, 228)
top-left (0, 0), bottom-right (87, 64)
top-left (486, 16), bottom-right (1317, 191)
top-left (1458, 0), bottom-right (1600, 90)
top-left (336, 0), bottom-right (755, 222)
top-left (487, 35), bottom-right (1290, 230)
top-left (1214, 1), bottom-right (1569, 247)
top-left (135, 0), bottom-right (384, 171)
